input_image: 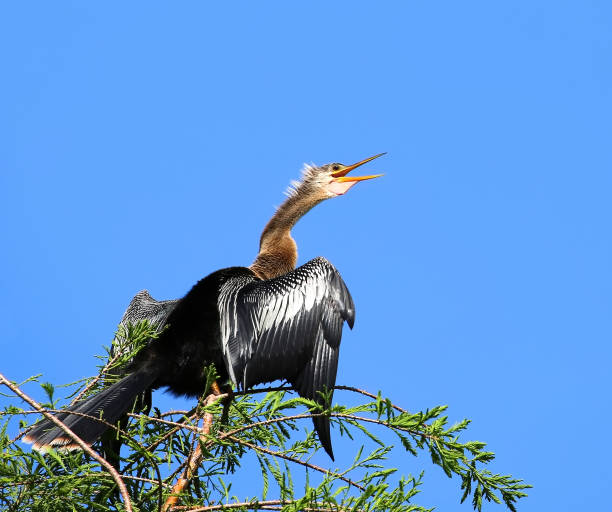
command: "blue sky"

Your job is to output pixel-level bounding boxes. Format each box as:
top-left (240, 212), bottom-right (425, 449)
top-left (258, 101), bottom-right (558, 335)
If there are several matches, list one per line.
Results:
top-left (1, 1), bottom-right (611, 510)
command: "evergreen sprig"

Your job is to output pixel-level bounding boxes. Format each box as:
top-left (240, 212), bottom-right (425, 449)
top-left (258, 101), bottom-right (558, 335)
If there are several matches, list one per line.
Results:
top-left (0, 321), bottom-right (530, 511)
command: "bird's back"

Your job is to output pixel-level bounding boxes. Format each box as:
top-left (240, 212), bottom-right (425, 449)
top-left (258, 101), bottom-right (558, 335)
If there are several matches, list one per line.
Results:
top-left (134, 266), bottom-right (258, 397)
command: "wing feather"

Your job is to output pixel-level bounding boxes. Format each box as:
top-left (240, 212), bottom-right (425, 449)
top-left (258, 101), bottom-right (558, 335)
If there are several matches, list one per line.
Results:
top-left (111, 290), bottom-right (179, 365)
top-left (218, 257), bottom-right (354, 459)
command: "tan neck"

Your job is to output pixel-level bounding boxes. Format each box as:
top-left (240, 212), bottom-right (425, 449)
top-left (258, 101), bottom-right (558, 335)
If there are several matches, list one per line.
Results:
top-left (250, 184), bottom-right (325, 280)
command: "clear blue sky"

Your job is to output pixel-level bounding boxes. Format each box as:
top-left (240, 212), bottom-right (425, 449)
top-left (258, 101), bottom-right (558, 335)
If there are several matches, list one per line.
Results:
top-left (1, 2), bottom-right (611, 510)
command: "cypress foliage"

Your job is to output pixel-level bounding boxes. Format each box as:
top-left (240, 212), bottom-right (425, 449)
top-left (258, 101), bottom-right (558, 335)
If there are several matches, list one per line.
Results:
top-left (0, 321), bottom-right (530, 511)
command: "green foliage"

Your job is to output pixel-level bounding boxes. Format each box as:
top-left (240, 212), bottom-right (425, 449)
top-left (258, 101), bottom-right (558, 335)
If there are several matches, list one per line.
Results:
top-left (0, 322), bottom-right (530, 511)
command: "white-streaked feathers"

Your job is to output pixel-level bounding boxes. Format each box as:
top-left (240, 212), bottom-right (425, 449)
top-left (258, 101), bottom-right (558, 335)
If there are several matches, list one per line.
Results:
top-left (284, 162), bottom-right (329, 198)
top-left (111, 290), bottom-right (179, 359)
top-left (217, 257), bottom-right (354, 391)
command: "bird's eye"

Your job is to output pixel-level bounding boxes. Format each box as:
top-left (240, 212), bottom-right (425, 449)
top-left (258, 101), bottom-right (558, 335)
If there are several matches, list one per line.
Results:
top-left (332, 165), bottom-right (340, 172)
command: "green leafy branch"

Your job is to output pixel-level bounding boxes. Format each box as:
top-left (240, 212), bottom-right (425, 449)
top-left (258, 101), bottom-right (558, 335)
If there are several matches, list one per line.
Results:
top-left (0, 321), bottom-right (530, 512)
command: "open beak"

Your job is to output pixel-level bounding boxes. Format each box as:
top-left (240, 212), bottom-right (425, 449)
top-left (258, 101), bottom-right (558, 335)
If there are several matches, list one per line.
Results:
top-left (331, 152), bottom-right (386, 182)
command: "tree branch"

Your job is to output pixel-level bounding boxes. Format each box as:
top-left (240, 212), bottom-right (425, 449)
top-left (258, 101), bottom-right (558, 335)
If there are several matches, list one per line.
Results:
top-left (0, 371), bottom-right (133, 512)
top-left (163, 384), bottom-right (226, 512)
top-left (70, 351), bottom-right (123, 405)
top-left (171, 500), bottom-right (354, 512)
top-left (227, 435), bottom-right (366, 492)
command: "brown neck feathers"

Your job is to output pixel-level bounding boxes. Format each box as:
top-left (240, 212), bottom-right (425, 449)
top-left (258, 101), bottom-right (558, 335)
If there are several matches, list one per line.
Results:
top-left (250, 182), bottom-right (326, 280)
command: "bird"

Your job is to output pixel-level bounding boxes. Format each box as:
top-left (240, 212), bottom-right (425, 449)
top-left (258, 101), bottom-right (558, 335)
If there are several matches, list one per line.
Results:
top-left (23, 153), bottom-right (384, 461)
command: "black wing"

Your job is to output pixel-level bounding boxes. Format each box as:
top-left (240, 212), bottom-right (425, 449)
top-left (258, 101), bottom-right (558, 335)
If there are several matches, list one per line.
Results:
top-left (111, 290), bottom-right (179, 360)
top-left (218, 257), bottom-right (355, 459)
top-left (24, 291), bottom-right (177, 455)
top-left (108, 290), bottom-right (179, 419)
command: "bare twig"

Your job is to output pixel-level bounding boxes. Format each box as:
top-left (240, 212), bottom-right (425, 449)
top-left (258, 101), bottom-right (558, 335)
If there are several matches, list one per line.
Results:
top-left (2, 474), bottom-right (172, 490)
top-left (11, 407), bottom-right (124, 443)
top-left (334, 385), bottom-right (410, 414)
top-left (171, 500), bottom-right (354, 512)
top-left (232, 385), bottom-right (292, 396)
top-left (70, 351), bottom-right (123, 405)
top-left (213, 411), bottom-right (438, 444)
top-left (233, 383), bottom-right (410, 417)
top-left (226, 435), bottom-right (366, 492)
top-left (160, 410), bottom-right (193, 418)
top-left (163, 384), bottom-right (226, 512)
top-left (0, 371), bottom-right (133, 512)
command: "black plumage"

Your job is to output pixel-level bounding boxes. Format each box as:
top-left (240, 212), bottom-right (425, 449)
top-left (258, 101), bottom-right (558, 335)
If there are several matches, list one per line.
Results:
top-left (220, 258), bottom-right (354, 458)
top-left (25, 259), bottom-right (354, 460)
top-left (24, 153), bottom-right (383, 461)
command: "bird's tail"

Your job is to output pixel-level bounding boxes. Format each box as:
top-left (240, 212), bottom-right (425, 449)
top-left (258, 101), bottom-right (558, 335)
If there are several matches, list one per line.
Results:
top-left (311, 414), bottom-right (334, 461)
top-left (23, 370), bottom-right (156, 452)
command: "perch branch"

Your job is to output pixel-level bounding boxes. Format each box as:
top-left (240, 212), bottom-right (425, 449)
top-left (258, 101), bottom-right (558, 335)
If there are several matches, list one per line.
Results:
top-left (0, 371), bottom-right (133, 512)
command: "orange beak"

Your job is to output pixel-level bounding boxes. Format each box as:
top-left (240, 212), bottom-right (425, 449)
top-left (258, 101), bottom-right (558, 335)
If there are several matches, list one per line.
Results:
top-left (331, 152), bottom-right (386, 182)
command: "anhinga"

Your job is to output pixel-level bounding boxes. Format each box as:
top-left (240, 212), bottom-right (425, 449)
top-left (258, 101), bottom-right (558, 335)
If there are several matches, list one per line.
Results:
top-left (24, 153), bottom-right (384, 460)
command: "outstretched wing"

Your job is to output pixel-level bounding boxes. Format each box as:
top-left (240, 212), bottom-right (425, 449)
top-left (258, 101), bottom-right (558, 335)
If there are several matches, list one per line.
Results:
top-left (218, 256), bottom-right (355, 459)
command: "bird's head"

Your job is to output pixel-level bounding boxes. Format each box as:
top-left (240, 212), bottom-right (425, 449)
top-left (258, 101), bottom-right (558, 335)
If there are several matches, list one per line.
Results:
top-left (289, 153), bottom-right (385, 200)
top-left (253, 153), bottom-right (385, 278)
